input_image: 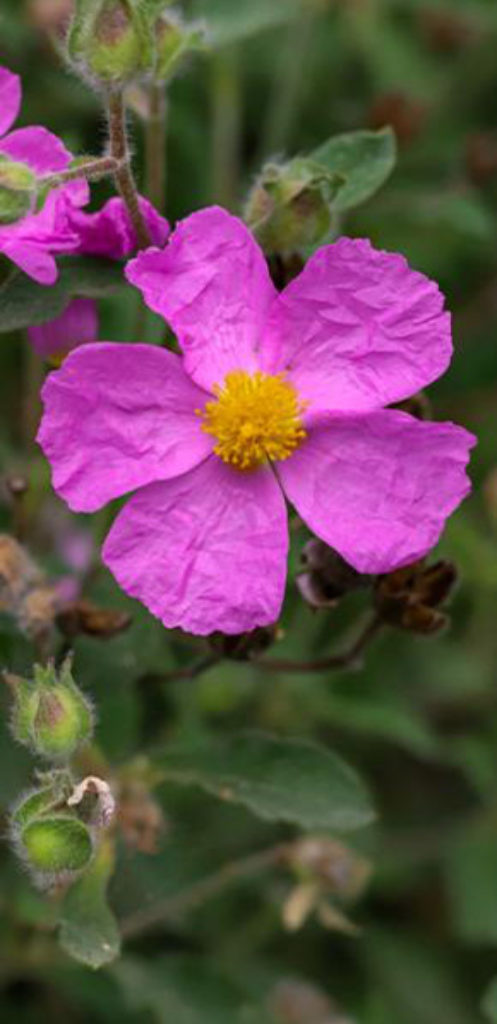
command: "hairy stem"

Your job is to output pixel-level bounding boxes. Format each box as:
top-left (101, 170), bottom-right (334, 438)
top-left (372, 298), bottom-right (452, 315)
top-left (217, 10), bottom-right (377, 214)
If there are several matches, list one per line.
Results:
top-left (106, 89), bottom-right (152, 249)
top-left (40, 155), bottom-right (120, 189)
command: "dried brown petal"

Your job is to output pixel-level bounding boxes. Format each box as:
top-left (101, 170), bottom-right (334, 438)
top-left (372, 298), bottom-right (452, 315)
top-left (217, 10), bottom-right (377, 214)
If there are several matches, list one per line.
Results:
top-left (56, 599), bottom-right (131, 640)
top-left (209, 625), bottom-right (279, 661)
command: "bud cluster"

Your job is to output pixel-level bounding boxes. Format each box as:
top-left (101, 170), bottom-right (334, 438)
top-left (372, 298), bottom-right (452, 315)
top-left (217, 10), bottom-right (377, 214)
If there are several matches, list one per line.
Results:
top-left (5, 659), bottom-right (116, 890)
top-left (66, 0), bottom-right (205, 90)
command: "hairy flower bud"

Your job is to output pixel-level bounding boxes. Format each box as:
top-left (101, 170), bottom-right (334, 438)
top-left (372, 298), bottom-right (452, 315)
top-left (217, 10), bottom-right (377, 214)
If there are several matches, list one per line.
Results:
top-left (245, 157), bottom-right (341, 255)
top-left (68, 0), bottom-right (154, 85)
top-left (6, 657), bottom-right (93, 761)
top-left (19, 816), bottom-right (93, 886)
top-left (0, 156), bottom-right (37, 224)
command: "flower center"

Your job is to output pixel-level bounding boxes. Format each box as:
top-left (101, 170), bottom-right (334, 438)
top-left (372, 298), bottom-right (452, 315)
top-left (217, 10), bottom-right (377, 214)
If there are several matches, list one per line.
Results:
top-left (199, 370), bottom-right (307, 471)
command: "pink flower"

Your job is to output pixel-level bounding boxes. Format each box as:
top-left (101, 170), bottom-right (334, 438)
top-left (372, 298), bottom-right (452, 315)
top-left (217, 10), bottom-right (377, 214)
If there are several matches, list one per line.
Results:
top-left (27, 297), bottom-right (98, 363)
top-left (69, 195), bottom-right (169, 260)
top-left (0, 67), bottom-right (169, 282)
top-left (0, 66), bottom-right (88, 284)
top-left (37, 207), bottom-right (475, 635)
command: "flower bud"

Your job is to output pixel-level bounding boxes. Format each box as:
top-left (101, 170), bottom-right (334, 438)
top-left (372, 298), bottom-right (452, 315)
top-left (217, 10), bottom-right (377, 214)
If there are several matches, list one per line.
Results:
top-left (245, 157), bottom-right (340, 255)
top-left (6, 658), bottom-right (93, 761)
top-left (68, 0), bottom-right (154, 85)
top-left (12, 785), bottom-right (60, 829)
top-left (297, 539), bottom-right (369, 610)
top-left (19, 816), bottom-right (93, 885)
top-left (0, 156), bottom-right (37, 224)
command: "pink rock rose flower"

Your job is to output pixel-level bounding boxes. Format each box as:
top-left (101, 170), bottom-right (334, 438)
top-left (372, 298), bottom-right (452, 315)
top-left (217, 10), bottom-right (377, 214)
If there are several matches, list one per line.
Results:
top-left (28, 297), bottom-right (98, 363)
top-left (37, 207), bottom-right (475, 635)
top-left (0, 66), bottom-right (88, 284)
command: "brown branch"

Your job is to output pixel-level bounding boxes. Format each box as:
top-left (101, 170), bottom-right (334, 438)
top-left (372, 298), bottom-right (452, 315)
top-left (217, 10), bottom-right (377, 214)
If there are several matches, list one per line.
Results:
top-left (106, 90), bottom-right (152, 249)
top-left (255, 613), bottom-right (384, 675)
top-left (121, 843), bottom-right (288, 939)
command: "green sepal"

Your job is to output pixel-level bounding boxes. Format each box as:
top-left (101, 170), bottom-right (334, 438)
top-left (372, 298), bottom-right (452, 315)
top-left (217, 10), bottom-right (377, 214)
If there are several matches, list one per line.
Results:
top-left (20, 816), bottom-right (93, 877)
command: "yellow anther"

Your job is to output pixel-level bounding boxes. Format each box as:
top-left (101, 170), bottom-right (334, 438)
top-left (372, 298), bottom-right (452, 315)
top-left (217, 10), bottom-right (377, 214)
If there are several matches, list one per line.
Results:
top-left (199, 370), bottom-right (306, 471)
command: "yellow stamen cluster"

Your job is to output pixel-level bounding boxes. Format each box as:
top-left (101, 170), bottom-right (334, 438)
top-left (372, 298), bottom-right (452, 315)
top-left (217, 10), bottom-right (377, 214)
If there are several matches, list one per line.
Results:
top-left (199, 370), bottom-right (306, 471)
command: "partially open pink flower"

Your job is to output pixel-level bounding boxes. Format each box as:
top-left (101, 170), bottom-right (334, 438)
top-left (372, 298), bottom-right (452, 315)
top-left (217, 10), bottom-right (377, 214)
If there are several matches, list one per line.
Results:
top-left (69, 195), bottom-right (169, 260)
top-left (28, 297), bottom-right (98, 363)
top-left (37, 207), bottom-right (475, 635)
top-left (0, 66), bottom-right (88, 284)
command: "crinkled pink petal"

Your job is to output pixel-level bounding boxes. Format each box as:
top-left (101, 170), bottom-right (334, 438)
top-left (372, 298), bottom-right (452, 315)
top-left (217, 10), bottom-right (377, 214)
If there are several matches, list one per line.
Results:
top-left (37, 343), bottom-right (213, 513)
top-left (0, 238), bottom-right (58, 284)
top-left (0, 126), bottom-right (71, 174)
top-left (126, 206), bottom-right (278, 392)
top-left (102, 458), bottom-right (288, 635)
top-left (0, 67), bottom-right (21, 137)
top-left (28, 298), bottom-right (98, 359)
top-left (70, 196), bottom-right (169, 259)
top-left (0, 180), bottom-right (90, 283)
top-left (261, 237), bottom-right (452, 415)
top-left (277, 410), bottom-right (475, 574)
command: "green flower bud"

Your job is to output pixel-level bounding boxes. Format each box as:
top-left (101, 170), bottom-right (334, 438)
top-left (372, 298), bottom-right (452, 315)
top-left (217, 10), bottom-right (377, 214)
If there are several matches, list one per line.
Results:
top-left (0, 156), bottom-right (36, 225)
top-left (155, 12), bottom-right (205, 82)
top-left (11, 786), bottom-right (60, 829)
top-left (68, 0), bottom-right (154, 85)
top-left (20, 816), bottom-right (93, 883)
top-left (245, 157), bottom-right (343, 255)
top-left (7, 658), bottom-right (93, 761)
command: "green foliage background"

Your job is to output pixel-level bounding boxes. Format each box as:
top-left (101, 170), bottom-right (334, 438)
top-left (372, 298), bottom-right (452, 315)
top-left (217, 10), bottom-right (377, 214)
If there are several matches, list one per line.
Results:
top-left (1, 1), bottom-right (497, 1021)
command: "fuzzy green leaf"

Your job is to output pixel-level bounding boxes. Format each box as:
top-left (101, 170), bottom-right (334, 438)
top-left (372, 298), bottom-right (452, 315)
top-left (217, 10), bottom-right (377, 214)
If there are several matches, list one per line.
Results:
top-left (155, 731), bottom-right (374, 832)
top-left (0, 256), bottom-right (124, 334)
top-left (59, 839), bottom-right (120, 969)
top-left (312, 127), bottom-right (397, 212)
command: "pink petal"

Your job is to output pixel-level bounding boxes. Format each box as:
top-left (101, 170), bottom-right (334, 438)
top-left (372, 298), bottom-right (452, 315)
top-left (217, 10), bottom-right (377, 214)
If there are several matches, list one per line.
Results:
top-left (0, 126), bottom-right (71, 175)
top-left (102, 458), bottom-right (288, 635)
top-left (0, 67), bottom-right (21, 137)
top-left (71, 196), bottom-right (169, 260)
top-left (0, 238), bottom-right (58, 284)
top-left (126, 206), bottom-right (278, 392)
top-left (28, 298), bottom-right (98, 359)
top-left (262, 237), bottom-right (452, 415)
top-left (37, 343), bottom-right (213, 513)
top-left (278, 410), bottom-right (475, 574)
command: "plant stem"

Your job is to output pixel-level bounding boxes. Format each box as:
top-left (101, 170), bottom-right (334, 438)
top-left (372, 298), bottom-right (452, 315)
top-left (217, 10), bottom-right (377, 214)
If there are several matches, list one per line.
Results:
top-left (255, 613), bottom-right (384, 674)
top-left (210, 46), bottom-right (241, 209)
top-left (121, 843), bottom-right (287, 939)
top-left (259, 6), bottom-right (316, 160)
top-left (40, 156), bottom-right (119, 189)
top-left (106, 89), bottom-right (152, 249)
top-left (145, 82), bottom-right (167, 212)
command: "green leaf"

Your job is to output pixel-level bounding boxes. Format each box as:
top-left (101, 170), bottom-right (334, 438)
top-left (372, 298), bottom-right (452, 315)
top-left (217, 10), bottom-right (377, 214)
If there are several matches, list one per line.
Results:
top-left (483, 979), bottom-right (497, 1023)
top-left (59, 839), bottom-right (120, 969)
top-left (445, 824), bottom-right (497, 945)
top-left (0, 256), bottom-right (124, 334)
top-left (155, 731), bottom-right (374, 832)
top-left (311, 127), bottom-right (396, 212)
top-left (191, 0), bottom-right (299, 46)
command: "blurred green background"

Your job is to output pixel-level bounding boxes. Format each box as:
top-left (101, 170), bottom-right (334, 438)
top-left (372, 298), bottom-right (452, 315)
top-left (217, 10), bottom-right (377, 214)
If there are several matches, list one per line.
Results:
top-left (1, 1), bottom-right (497, 1022)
